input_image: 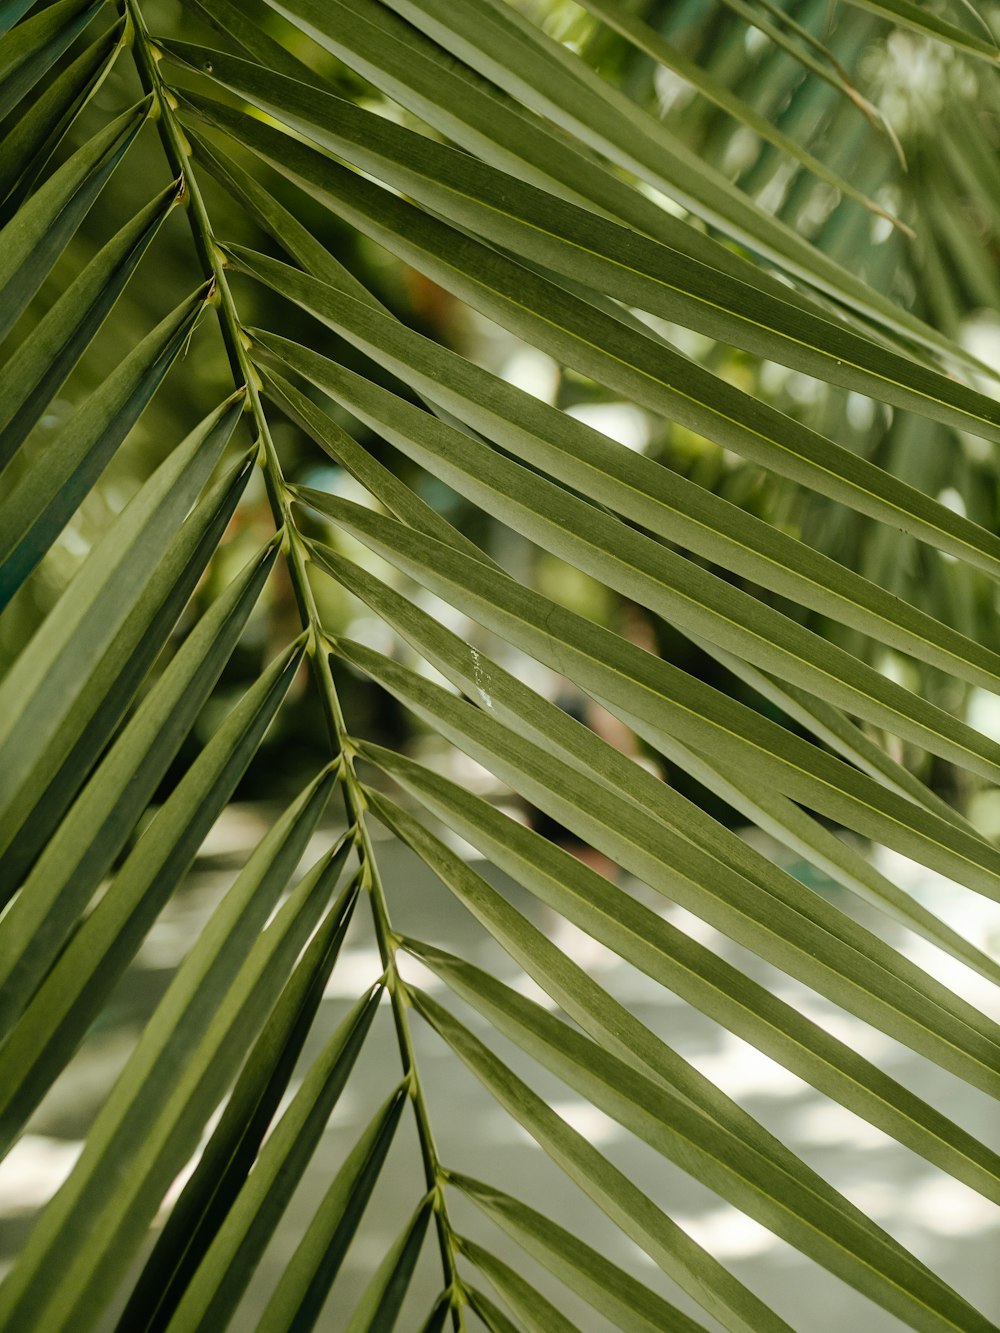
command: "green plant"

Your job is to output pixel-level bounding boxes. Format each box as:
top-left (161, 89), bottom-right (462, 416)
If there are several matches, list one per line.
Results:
top-left (2, 0), bottom-right (1000, 1328)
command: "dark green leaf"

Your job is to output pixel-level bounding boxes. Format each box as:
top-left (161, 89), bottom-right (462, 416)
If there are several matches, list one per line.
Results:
top-left (0, 395), bottom-right (246, 883)
top-left (0, 0), bottom-right (102, 121)
top-left (162, 985), bottom-right (383, 1332)
top-left (253, 1084), bottom-right (409, 1333)
top-left (0, 19), bottom-right (123, 215)
top-left (342, 1194), bottom-right (434, 1333)
top-left (0, 769), bottom-right (341, 1332)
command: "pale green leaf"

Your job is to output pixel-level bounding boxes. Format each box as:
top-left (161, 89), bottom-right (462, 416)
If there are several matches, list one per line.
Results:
top-left (258, 334), bottom-right (1000, 712)
top-left (409, 985), bottom-right (790, 1333)
top-left (410, 945), bottom-right (993, 1332)
top-left (305, 505), bottom-right (1000, 904)
top-left (458, 1238), bottom-right (581, 1333)
top-left (329, 545), bottom-right (1000, 991)
top-left (0, 538), bottom-right (280, 1030)
top-left (168, 48), bottom-right (1000, 440)
top-left (449, 1173), bottom-right (708, 1333)
top-left (344, 660), bottom-right (1000, 1112)
top-left (0, 397), bottom-right (248, 882)
top-left (0, 637), bottom-right (306, 1152)
top-left (228, 246), bottom-right (1000, 588)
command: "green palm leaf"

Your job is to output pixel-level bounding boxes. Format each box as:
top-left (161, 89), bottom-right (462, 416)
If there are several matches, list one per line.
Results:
top-left (2, 1), bottom-right (1000, 1330)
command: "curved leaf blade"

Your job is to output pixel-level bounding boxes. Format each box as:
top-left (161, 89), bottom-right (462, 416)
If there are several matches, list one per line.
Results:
top-left (121, 854), bottom-right (359, 1333)
top-left (0, 769), bottom-right (339, 1332)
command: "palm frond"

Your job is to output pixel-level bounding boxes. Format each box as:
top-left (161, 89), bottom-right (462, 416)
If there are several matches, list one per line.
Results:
top-left (2, 1), bottom-right (1000, 1330)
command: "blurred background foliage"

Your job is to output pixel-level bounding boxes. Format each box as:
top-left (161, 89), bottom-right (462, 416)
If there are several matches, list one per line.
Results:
top-left (6, 0), bottom-right (1000, 828)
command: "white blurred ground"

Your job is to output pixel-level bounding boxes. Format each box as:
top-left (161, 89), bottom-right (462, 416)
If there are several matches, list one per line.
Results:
top-left (2, 807), bottom-right (999, 1330)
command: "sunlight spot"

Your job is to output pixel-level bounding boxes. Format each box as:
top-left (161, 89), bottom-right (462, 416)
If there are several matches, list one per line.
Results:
top-left (155, 1103), bottom-right (226, 1222)
top-left (469, 646), bottom-right (493, 710)
top-left (548, 916), bottom-right (621, 974)
top-left (653, 65), bottom-right (694, 116)
top-left (870, 214), bottom-right (894, 245)
top-left (937, 487), bottom-right (967, 518)
top-left (0, 1136), bottom-right (83, 1212)
top-left (509, 973), bottom-right (558, 1010)
top-left (846, 392), bottom-right (876, 430)
top-left (773, 994), bottom-right (898, 1063)
top-left (396, 954), bottom-right (445, 993)
top-left (907, 1176), bottom-right (1000, 1236)
top-left (689, 1035), bottom-right (802, 1100)
top-left (842, 1182), bottom-right (898, 1217)
top-left (551, 1100), bottom-right (621, 1145)
top-left (968, 688), bottom-right (1000, 744)
top-left (566, 402), bottom-right (649, 452)
top-left (500, 348), bottom-right (560, 403)
top-left (323, 948), bottom-right (384, 998)
top-left (792, 1102), bottom-right (892, 1150)
top-left (656, 904), bottom-right (723, 951)
top-left (961, 310), bottom-right (1000, 379)
top-left (677, 1204), bottom-right (776, 1259)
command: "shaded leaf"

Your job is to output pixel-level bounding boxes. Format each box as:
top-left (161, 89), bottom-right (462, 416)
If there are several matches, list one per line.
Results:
top-left (0, 182), bottom-right (178, 470)
top-left (342, 1195), bottom-right (434, 1333)
top-left (122, 852), bottom-right (359, 1333)
top-left (0, 286), bottom-right (206, 605)
top-left (0, 766), bottom-right (340, 1332)
top-left (0, 97), bottom-right (149, 343)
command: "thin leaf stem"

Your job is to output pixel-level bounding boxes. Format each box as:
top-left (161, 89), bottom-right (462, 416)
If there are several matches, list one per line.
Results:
top-left (123, 4), bottom-right (465, 1321)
